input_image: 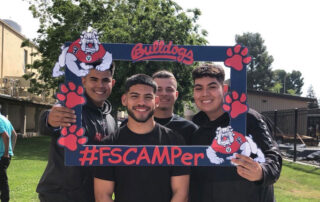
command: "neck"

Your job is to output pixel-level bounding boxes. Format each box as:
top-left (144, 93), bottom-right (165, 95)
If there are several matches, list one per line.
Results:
top-left (127, 117), bottom-right (156, 134)
top-left (206, 108), bottom-right (225, 121)
top-left (154, 108), bottom-right (173, 119)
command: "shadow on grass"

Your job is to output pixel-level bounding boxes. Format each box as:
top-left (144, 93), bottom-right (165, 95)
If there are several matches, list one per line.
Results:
top-left (284, 161), bottom-right (320, 176)
top-left (12, 135), bottom-right (51, 161)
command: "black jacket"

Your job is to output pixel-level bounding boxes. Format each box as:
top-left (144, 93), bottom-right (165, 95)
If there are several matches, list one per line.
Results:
top-left (190, 109), bottom-right (282, 202)
top-left (36, 95), bottom-right (117, 202)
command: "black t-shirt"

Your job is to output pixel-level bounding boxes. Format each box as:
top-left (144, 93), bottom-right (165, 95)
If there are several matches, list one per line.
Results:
top-left (95, 123), bottom-right (189, 202)
top-left (120, 114), bottom-right (198, 144)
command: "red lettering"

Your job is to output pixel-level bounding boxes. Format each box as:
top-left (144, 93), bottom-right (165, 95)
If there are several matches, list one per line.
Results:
top-left (151, 146), bottom-right (170, 165)
top-left (171, 146), bottom-right (182, 165)
top-left (181, 152), bottom-right (193, 166)
top-left (131, 40), bottom-right (194, 65)
top-left (123, 148), bottom-right (137, 165)
top-left (183, 50), bottom-right (194, 65)
top-left (131, 43), bottom-right (144, 60)
top-left (108, 148), bottom-right (122, 164)
top-left (136, 147), bottom-right (151, 165)
top-left (99, 147), bottom-right (111, 165)
top-left (194, 153), bottom-right (204, 166)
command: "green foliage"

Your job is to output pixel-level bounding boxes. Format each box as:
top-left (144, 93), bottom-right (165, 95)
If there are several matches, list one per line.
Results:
top-left (24, 0), bottom-right (207, 115)
top-left (306, 85), bottom-right (318, 108)
top-left (235, 32), bottom-right (274, 91)
top-left (272, 69), bottom-right (304, 95)
top-left (270, 82), bottom-right (282, 93)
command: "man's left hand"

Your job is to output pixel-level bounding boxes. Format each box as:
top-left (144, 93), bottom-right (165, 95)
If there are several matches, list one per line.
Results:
top-left (231, 153), bottom-right (263, 182)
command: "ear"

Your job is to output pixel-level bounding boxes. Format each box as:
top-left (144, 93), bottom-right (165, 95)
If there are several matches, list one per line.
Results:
top-left (81, 77), bottom-right (86, 85)
top-left (155, 95), bottom-right (160, 107)
top-left (112, 79), bottom-right (116, 87)
top-left (175, 90), bottom-right (179, 100)
top-left (223, 84), bottom-right (229, 95)
top-left (121, 94), bottom-right (127, 107)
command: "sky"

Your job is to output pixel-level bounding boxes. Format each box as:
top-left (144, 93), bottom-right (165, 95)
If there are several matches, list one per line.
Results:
top-left (1, 0), bottom-right (319, 97)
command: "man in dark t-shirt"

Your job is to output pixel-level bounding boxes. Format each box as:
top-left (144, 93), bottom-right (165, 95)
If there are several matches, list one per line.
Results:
top-left (121, 70), bottom-right (198, 144)
top-left (94, 74), bottom-right (189, 202)
top-left (152, 70), bottom-right (198, 144)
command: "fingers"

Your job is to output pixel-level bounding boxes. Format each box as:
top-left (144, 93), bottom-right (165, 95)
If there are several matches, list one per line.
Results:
top-left (48, 105), bottom-right (76, 127)
top-left (231, 154), bottom-right (263, 181)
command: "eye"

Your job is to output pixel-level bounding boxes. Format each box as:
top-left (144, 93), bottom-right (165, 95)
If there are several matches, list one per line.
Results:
top-left (166, 88), bottom-right (175, 93)
top-left (194, 87), bottom-right (202, 91)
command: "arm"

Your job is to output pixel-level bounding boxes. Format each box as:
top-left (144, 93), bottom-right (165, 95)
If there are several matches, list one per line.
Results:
top-left (39, 105), bottom-right (76, 136)
top-left (94, 177), bottom-right (114, 202)
top-left (1, 132), bottom-right (10, 157)
top-left (171, 175), bottom-right (189, 202)
top-left (232, 111), bottom-right (282, 185)
top-left (11, 129), bottom-right (17, 151)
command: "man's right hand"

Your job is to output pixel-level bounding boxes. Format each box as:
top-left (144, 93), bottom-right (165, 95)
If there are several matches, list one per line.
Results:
top-left (47, 104), bottom-right (76, 128)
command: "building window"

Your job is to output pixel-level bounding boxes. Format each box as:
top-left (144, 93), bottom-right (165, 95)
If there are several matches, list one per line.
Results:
top-left (23, 49), bottom-right (28, 73)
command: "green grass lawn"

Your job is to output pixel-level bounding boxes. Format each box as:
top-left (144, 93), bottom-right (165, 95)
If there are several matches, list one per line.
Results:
top-left (7, 136), bottom-right (320, 202)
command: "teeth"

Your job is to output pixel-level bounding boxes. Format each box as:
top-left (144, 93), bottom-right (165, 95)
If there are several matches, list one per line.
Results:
top-left (136, 108), bottom-right (147, 112)
top-left (202, 100), bottom-right (212, 104)
top-left (95, 91), bottom-right (104, 95)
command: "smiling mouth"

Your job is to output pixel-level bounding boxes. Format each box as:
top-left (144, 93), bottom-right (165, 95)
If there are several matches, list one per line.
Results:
top-left (133, 106), bottom-right (150, 112)
top-left (201, 100), bottom-right (212, 104)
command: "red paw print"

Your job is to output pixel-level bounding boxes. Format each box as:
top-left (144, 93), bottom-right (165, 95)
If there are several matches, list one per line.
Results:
top-left (58, 125), bottom-right (87, 151)
top-left (224, 44), bottom-right (251, 71)
top-left (223, 91), bottom-right (248, 118)
top-left (56, 82), bottom-right (85, 108)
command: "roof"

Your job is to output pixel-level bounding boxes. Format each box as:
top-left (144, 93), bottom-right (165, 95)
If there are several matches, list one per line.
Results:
top-left (247, 89), bottom-right (316, 102)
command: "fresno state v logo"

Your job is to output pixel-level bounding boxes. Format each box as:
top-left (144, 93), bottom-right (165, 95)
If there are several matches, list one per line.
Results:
top-left (131, 40), bottom-right (194, 65)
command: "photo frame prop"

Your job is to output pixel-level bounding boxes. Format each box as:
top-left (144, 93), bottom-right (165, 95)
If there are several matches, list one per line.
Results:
top-left (53, 30), bottom-right (265, 166)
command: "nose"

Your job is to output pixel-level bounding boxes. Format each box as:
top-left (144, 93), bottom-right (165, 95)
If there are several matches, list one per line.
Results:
top-left (201, 88), bottom-right (209, 97)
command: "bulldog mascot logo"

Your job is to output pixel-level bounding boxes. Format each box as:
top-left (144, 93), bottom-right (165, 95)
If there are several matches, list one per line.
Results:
top-left (206, 126), bottom-right (265, 164)
top-left (53, 29), bottom-right (112, 77)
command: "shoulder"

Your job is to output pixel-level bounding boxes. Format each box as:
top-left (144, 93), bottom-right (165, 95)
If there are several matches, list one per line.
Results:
top-left (171, 114), bottom-right (198, 129)
top-left (156, 124), bottom-right (186, 145)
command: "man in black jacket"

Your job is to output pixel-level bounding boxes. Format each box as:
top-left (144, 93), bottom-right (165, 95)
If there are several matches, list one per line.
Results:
top-left (37, 67), bottom-right (117, 202)
top-left (190, 64), bottom-right (282, 202)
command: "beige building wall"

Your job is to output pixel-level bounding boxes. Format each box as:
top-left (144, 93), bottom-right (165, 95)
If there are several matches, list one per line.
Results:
top-left (247, 93), bottom-right (310, 113)
top-left (0, 19), bottom-right (39, 79)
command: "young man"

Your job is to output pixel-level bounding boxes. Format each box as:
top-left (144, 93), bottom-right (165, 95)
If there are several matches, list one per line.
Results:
top-left (94, 74), bottom-right (189, 202)
top-left (152, 70), bottom-right (198, 144)
top-left (121, 70), bottom-right (198, 144)
top-left (190, 64), bottom-right (282, 202)
top-left (0, 106), bottom-right (17, 202)
top-left (37, 66), bottom-right (117, 202)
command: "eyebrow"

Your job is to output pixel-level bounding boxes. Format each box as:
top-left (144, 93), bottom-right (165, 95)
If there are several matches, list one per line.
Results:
top-left (194, 81), bottom-right (218, 87)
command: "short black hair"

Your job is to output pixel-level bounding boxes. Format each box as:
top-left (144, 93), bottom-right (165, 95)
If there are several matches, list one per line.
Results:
top-left (192, 63), bottom-right (225, 84)
top-left (125, 74), bottom-right (157, 93)
top-left (152, 70), bottom-right (175, 80)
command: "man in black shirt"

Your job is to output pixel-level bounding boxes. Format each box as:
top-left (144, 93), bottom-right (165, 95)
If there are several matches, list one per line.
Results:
top-left (94, 74), bottom-right (189, 202)
top-left (121, 71), bottom-right (198, 144)
top-left (37, 67), bottom-right (117, 202)
top-left (152, 70), bottom-right (198, 144)
top-left (190, 64), bottom-right (282, 202)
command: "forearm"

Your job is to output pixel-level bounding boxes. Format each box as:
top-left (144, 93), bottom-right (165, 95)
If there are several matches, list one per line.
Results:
top-left (39, 110), bottom-right (60, 136)
top-left (171, 191), bottom-right (188, 202)
top-left (95, 195), bottom-right (113, 202)
top-left (11, 129), bottom-right (17, 151)
top-left (260, 147), bottom-right (282, 185)
top-left (1, 132), bottom-right (9, 157)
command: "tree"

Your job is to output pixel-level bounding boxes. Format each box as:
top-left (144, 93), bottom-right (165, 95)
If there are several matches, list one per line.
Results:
top-left (307, 85), bottom-right (318, 108)
top-left (235, 32), bottom-right (273, 91)
top-left (271, 69), bottom-right (304, 95)
top-left (24, 0), bottom-right (208, 116)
